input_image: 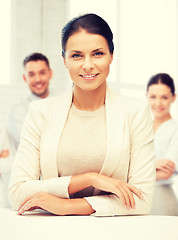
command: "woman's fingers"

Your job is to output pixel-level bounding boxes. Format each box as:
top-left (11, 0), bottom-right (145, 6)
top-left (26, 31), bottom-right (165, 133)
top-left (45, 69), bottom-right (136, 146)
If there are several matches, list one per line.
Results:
top-left (111, 182), bottom-right (139, 210)
top-left (159, 164), bottom-right (175, 174)
top-left (156, 169), bottom-right (174, 180)
top-left (128, 184), bottom-right (143, 199)
top-left (18, 193), bottom-right (36, 212)
top-left (120, 185), bottom-right (135, 210)
top-left (92, 173), bottom-right (143, 210)
top-left (164, 161), bottom-right (175, 172)
top-left (112, 187), bottom-right (128, 208)
top-left (18, 192), bottom-right (45, 215)
top-left (18, 192), bottom-right (66, 216)
top-left (18, 199), bottom-right (37, 215)
top-left (156, 159), bottom-right (175, 172)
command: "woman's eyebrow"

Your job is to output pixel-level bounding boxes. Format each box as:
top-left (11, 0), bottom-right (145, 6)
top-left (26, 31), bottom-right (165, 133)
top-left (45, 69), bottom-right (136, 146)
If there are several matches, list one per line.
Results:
top-left (69, 50), bottom-right (82, 54)
top-left (69, 48), bottom-right (105, 54)
top-left (92, 48), bottom-right (104, 52)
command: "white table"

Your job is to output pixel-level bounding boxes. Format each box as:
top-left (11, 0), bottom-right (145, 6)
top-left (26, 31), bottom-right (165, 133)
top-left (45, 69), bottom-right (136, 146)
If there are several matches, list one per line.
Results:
top-left (0, 208), bottom-right (178, 240)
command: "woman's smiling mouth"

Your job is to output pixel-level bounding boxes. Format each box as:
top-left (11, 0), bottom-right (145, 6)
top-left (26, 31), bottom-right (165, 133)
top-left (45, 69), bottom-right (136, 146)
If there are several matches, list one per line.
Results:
top-left (80, 73), bottom-right (99, 80)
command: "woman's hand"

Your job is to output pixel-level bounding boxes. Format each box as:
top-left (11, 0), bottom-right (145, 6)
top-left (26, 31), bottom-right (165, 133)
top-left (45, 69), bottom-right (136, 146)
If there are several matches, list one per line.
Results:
top-left (156, 169), bottom-right (173, 180)
top-left (18, 192), bottom-right (67, 215)
top-left (69, 172), bottom-right (143, 210)
top-left (156, 159), bottom-right (175, 174)
top-left (18, 192), bottom-right (94, 216)
top-left (89, 173), bottom-right (143, 210)
top-left (156, 159), bottom-right (175, 180)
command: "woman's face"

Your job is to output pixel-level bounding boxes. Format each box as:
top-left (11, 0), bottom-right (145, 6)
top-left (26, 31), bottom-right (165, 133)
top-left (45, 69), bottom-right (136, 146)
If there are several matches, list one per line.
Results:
top-left (147, 83), bottom-right (176, 119)
top-left (63, 29), bottom-right (113, 91)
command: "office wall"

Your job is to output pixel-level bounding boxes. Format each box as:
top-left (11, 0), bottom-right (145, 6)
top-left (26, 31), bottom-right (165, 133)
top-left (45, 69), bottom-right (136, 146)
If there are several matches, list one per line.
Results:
top-left (11, 0), bottom-right (70, 92)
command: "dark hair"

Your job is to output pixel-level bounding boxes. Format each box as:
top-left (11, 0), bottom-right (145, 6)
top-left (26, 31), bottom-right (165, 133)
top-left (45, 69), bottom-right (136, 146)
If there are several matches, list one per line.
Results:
top-left (23, 52), bottom-right (50, 68)
top-left (147, 73), bottom-right (175, 96)
top-left (61, 13), bottom-right (114, 57)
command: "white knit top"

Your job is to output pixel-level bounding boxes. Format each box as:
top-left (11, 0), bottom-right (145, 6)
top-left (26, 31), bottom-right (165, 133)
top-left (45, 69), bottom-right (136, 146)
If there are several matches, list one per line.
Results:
top-left (57, 103), bottom-right (107, 197)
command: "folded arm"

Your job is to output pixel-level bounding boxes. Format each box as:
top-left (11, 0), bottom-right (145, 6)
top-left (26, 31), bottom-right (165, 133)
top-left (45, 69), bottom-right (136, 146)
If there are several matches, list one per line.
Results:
top-left (156, 159), bottom-right (175, 180)
top-left (18, 172), bottom-right (143, 215)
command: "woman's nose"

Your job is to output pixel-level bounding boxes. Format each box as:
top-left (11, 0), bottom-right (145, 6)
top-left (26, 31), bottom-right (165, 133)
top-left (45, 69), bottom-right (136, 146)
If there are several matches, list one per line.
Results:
top-left (155, 99), bottom-right (162, 106)
top-left (82, 57), bottom-right (94, 71)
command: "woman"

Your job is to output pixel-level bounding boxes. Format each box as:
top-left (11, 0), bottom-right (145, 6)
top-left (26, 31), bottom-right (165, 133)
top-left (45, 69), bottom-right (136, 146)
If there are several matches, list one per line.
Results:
top-left (146, 73), bottom-right (178, 215)
top-left (8, 13), bottom-right (155, 217)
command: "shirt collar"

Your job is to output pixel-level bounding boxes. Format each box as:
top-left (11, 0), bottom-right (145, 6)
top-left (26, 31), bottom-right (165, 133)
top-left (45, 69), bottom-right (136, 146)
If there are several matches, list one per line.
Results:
top-left (27, 91), bottom-right (44, 101)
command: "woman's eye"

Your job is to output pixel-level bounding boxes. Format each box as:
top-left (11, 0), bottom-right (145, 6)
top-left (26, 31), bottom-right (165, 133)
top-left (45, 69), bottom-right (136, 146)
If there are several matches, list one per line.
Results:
top-left (72, 54), bottom-right (82, 58)
top-left (94, 52), bottom-right (104, 56)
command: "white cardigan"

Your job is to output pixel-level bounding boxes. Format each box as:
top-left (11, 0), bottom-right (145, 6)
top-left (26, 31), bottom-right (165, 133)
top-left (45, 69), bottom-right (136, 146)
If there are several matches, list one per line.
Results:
top-left (8, 88), bottom-right (156, 216)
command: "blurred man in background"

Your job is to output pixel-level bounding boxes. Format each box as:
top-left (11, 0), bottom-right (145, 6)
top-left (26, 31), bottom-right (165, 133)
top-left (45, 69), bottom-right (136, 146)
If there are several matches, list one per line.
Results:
top-left (7, 52), bottom-right (53, 150)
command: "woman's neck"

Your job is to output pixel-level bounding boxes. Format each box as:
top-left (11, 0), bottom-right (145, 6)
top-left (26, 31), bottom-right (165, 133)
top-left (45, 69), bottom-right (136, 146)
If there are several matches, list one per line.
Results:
top-left (153, 113), bottom-right (172, 133)
top-left (73, 83), bottom-right (106, 111)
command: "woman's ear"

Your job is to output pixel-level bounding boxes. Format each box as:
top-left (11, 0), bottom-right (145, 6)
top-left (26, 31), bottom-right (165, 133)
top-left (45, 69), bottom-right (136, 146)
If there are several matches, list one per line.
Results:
top-left (110, 53), bottom-right (114, 64)
top-left (62, 55), bottom-right (68, 68)
top-left (172, 94), bottom-right (176, 103)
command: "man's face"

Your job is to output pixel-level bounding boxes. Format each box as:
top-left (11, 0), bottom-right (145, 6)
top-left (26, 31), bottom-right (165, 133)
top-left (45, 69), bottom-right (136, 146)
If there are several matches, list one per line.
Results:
top-left (23, 60), bottom-right (52, 98)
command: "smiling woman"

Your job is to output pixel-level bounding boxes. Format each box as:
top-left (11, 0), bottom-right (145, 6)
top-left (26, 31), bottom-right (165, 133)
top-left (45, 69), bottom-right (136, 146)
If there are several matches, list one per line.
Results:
top-left (146, 73), bottom-right (178, 215)
top-left (8, 13), bottom-right (155, 217)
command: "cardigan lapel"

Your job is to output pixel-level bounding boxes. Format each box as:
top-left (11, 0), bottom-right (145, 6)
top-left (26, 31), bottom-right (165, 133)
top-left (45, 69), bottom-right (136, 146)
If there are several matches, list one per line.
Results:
top-left (99, 89), bottom-right (126, 176)
top-left (93, 89), bottom-right (126, 195)
top-left (41, 90), bottom-right (73, 179)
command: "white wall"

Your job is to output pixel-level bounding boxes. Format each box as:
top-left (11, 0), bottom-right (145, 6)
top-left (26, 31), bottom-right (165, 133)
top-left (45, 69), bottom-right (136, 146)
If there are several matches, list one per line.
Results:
top-left (11, 0), bottom-right (69, 92)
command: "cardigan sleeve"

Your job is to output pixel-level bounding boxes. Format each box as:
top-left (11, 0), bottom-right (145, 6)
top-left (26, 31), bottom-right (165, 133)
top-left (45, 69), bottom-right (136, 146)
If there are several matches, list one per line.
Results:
top-left (84, 103), bottom-right (156, 216)
top-left (8, 100), bottom-right (71, 210)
